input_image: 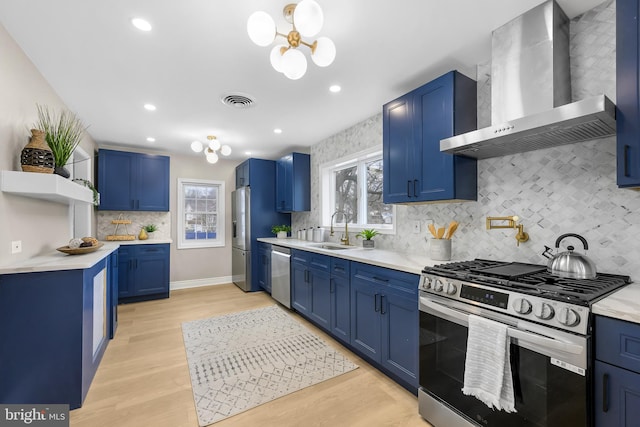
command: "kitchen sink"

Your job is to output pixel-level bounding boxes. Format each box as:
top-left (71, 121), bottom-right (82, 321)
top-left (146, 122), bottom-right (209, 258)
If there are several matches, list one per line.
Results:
top-left (310, 243), bottom-right (356, 251)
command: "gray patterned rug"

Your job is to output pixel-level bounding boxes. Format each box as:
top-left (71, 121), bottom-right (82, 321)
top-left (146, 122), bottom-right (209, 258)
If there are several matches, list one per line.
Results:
top-left (181, 305), bottom-right (358, 426)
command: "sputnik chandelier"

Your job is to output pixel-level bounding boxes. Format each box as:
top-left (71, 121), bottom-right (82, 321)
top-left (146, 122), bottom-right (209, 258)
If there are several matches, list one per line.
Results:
top-left (247, 1), bottom-right (336, 80)
top-left (190, 136), bottom-right (231, 164)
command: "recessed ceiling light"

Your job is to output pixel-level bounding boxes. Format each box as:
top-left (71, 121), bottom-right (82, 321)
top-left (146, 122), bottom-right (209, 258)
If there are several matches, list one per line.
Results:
top-left (144, 103), bottom-right (156, 111)
top-left (131, 18), bottom-right (152, 32)
top-left (146, 137), bottom-right (155, 142)
top-left (245, 151), bottom-right (252, 156)
top-left (329, 85), bottom-right (341, 93)
top-left (274, 128), bottom-right (283, 134)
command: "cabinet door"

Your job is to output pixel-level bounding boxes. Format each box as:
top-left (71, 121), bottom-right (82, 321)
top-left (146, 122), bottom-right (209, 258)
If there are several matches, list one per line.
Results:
top-left (258, 244), bottom-right (271, 293)
top-left (109, 251), bottom-right (118, 338)
top-left (380, 289), bottom-right (418, 388)
top-left (383, 94), bottom-right (415, 203)
top-left (309, 269), bottom-right (331, 331)
top-left (136, 154), bottom-right (170, 211)
top-left (595, 360), bottom-right (640, 426)
top-left (414, 75), bottom-right (455, 200)
top-left (236, 161), bottom-right (249, 188)
top-left (330, 274), bottom-right (350, 343)
top-left (617, 0), bottom-right (640, 187)
top-left (276, 155), bottom-right (293, 212)
top-left (117, 246), bottom-right (134, 299)
top-left (134, 245), bottom-right (170, 296)
top-left (291, 261), bottom-right (311, 315)
top-left (98, 150), bottom-right (135, 210)
top-left (350, 278), bottom-right (381, 362)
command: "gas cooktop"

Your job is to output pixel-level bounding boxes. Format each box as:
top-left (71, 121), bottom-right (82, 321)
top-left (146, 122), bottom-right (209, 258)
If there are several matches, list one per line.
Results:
top-left (423, 259), bottom-right (631, 306)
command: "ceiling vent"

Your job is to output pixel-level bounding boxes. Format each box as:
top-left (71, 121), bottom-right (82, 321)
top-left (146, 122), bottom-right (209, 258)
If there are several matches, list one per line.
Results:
top-left (221, 93), bottom-right (256, 109)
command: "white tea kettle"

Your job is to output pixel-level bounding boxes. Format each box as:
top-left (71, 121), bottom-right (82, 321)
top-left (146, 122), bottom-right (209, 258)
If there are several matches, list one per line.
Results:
top-left (542, 233), bottom-right (597, 279)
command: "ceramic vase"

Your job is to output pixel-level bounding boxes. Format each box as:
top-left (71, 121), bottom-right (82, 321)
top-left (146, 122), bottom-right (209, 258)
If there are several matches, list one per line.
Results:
top-left (20, 129), bottom-right (54, 174)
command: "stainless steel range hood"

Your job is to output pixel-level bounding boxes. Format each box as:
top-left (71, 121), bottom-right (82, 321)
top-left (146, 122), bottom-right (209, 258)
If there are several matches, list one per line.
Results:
top-left (440, 0), bottom-right (616, 159)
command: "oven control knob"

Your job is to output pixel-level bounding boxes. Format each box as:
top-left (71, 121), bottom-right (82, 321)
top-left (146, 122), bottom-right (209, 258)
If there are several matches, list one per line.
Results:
top-left (558, 307), bottom-right (581, 327)
top-left (421, 276), bottom-right (432, 290)
top-left (512, 298), bottom-right (532, 314)
top-left (433, 279), bottom-right (444, 292)
top-left (445, 282), bottom-right (457, 295)
top-left (533, 303), bottom-right (555, 320)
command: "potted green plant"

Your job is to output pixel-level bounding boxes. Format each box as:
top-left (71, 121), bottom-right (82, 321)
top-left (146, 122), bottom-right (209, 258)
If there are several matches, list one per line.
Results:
top-left (35, 104), bottom-right (88, 178)
top-left (72, 178), bottom-right (99, 207)
top-left (271, 224), bottom-right (291, 239)
top-left (143, 224), bottom-right (158, 239)
top-left (355, 228), bottom-right (379, 248)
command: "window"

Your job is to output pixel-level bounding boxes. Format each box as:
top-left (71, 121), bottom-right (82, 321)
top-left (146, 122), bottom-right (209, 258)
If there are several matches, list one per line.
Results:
top-left (177, 178), bottom-right (225, 249)
top-left (320, 148), bottom-right (395, 233)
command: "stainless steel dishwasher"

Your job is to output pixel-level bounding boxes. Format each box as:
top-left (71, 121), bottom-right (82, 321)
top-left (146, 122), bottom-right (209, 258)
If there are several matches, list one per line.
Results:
top-left (271, 246), bottom-right (291, 308)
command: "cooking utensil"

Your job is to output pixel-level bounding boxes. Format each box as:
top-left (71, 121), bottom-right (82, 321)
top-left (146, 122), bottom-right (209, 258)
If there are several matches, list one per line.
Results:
top-left (445, 221), bottom-right (458, 239)
top-left (436, 227), bottom-right (445, 239)
top-left (428, 223), bottom-right (438, 238)
top-left (541, 233), bottom-right (597, 279)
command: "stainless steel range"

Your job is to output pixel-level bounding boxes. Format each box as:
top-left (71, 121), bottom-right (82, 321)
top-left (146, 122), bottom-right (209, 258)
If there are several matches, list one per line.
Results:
top-left (418, 259), bottom-right (630, 427)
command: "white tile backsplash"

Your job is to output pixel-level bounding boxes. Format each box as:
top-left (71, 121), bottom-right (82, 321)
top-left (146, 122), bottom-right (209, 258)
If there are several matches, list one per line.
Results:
top-left (97, 211), bottom-right (171, 240)
top-left (294, 0), bottom-right (640, 281)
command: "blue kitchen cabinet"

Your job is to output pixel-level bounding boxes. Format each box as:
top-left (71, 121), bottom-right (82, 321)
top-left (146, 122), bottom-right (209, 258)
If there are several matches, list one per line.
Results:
top-left (258, 242), bottom-right (271, 293)
top-left (108, 250), bottom-right (119, 339)
top-left (290, 249), bottom-right (331, 330)
top-left (97, 149), bottom-right (170, 211)
top-left (594, 315), bottom-right (640, 426)
top-left (0, 254), bottom-right (115, 409)
top-left (616, 0), bottom-right (640, 188)
top-left (350, 262), bottom-right (419, 390)
top-left (383, 70), bottom-right (477, 203)
top-left (330, 258), bottom-right (351, 344)
top-left (118, 243), bottom-right (170, 303)
top-left (236, 160), bottom-right (250, 188)
top-left (276, 152), bottom-right (310, 212)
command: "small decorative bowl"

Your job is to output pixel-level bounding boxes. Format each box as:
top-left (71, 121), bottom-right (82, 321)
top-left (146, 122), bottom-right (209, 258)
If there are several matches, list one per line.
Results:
top-left (56, 242), bottom-right (104, 255)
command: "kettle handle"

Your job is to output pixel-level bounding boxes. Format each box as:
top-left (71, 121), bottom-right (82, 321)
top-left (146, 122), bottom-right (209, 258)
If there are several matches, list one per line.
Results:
top-left (555, 233), bottom-right (589, 250)
top-left (542, 245), bottom-right (554, 259)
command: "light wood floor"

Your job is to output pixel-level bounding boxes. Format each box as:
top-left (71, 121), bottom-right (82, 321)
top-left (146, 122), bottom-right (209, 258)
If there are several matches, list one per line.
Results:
top-left (70, 284), bottom-right (431, 427)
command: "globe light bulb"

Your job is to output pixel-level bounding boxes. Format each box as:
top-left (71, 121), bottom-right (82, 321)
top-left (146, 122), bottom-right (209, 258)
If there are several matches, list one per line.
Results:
top-left (312, 37), bottom-right (336, 67)
top-left (208, 138), bottom-right (221, 151)
top-left (191, 141), bottom-right (203, 152)
top-left (281, 49), bottom-right (307, 80)
top-left (247, 11), bottom-right (276, 47)
top-left (293, 0), bottom-right (324, 37)
top-left (270, 45), bottom-right (287, 73)
top-left (206, 151), bottom-right (219, 164)
top-left (220, 145), bottom-right (232, 156)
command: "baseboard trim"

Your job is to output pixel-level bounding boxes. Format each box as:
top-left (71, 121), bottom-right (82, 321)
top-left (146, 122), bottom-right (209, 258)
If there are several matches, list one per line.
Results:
top-left (170, 276), bottom-right (233, 290)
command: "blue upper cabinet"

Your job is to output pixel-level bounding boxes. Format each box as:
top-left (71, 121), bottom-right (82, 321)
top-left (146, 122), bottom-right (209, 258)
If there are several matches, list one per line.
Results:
top-left (616, 0), bottom-right (640, 188)
top-left (383, 71), bottom-right (477, 203)
top-left (98, 149), bottom-right (170, 211)
top-left (276, 153), bottom-right (310, 212)
top-left (235, 160), bottom-right (250, 188)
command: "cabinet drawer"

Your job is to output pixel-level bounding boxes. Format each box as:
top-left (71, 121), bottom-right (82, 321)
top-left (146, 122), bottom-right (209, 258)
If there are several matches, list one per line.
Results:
top-left (331, 258), bottom-right (350, 278)
top-left (351, 262), bottom-right (418, 295)
top-left (596, 316), bottom-right (640, 374)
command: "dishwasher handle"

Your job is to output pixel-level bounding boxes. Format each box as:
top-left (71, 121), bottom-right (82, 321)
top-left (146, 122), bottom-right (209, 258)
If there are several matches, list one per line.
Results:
top-left (272, 246), bottom-right (291, 258)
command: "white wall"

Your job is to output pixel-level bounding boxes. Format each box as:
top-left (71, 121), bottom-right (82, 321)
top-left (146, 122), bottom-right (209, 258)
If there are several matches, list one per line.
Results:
top-left (0, 23), bottom-right (97, 264)
top-left (294, 0), bottom-right (640, 281)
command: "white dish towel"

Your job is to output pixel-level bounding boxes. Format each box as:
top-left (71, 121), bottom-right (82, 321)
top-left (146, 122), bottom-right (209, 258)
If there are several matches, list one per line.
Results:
top-left (461, 314), bottom-right (517, 413)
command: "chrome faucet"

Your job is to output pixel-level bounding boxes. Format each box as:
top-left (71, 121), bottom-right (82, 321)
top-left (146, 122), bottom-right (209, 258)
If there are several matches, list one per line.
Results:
top-left (330, 210), bottom-right (350, 245)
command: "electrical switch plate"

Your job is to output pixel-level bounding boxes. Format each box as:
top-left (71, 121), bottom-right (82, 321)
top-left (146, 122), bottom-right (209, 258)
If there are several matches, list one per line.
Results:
top-left (412, 221), bottom-right (421, 234)
top-left (11, 240), bottom-right (22, 254)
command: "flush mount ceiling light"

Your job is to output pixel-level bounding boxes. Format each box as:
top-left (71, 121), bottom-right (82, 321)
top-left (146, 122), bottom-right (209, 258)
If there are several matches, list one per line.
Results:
top-left (247, 1), bottom-right (336, 80)
top-left (191, 136), bottom-right (231, 164)
top-left (131, 18), bottom-right (152, 32)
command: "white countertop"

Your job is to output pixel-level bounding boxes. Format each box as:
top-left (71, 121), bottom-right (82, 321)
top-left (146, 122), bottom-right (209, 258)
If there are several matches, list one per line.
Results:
top-left (257, 237), bottom-right (454, 275)
top-left (0, 242), bottom-right (120, 275)
top-left (593, 283), bottom-right (640, 324)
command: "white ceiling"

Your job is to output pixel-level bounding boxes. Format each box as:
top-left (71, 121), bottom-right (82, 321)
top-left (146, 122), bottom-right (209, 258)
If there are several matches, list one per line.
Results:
top-left (0, 0), bottom-right (605, 161)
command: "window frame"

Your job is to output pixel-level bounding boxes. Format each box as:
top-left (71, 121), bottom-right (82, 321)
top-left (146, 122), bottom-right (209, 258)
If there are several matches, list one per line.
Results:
top-left (319, 147), bottom-right (396, 235)
top-left (177, 178), bottom-right (226, 249)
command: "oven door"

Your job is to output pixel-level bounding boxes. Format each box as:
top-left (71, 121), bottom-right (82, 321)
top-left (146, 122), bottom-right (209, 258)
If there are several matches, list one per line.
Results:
top-left (419, 293), bottom-right (591, 427)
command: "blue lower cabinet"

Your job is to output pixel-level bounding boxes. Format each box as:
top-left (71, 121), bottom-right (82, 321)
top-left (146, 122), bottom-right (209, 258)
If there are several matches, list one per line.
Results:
top-left (291, 254), bottom-right (311, 315)
top-left (309, 268), bottom-right (331, 330)
top-left (291, 249), bottom-right (331, 331)
top-left (350, 262), bottom-right (419, 390)
top-left (330, 258), bottom-right (351, 344)
top-left (258, 243), bottom-right (271, 293)
top-left (594, 361), bottom-right (640, 426)
top-left (0, 255), bottom-right (115, 408)
top-left (118, 244), bottom-right (170, 303)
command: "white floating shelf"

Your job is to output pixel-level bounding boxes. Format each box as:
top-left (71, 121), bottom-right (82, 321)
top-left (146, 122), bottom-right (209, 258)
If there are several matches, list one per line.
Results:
top-left (1, 170), bottom-right (95, 205)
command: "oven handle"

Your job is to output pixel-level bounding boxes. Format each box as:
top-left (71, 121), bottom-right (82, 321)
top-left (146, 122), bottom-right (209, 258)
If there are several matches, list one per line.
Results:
top-left (420, 297), bottom-right (584, 356)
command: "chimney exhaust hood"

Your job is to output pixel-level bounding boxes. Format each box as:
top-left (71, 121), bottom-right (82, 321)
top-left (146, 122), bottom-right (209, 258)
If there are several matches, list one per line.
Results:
top-left (440, 0), bottom-right (616, 159)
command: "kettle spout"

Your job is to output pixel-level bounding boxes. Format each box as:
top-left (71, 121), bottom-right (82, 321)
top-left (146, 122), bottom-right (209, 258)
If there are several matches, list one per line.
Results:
top-left (542, 245), bottom-right (554, 259)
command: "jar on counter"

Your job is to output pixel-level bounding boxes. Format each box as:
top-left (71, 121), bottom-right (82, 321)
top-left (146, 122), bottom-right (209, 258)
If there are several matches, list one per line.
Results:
top-left (306, 228), bottom-right (314, 241)
top-left (313, 227), bottom-right (325, 242)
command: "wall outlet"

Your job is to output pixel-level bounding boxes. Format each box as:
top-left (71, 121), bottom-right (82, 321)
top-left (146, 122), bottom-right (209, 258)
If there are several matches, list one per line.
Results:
top-left (11, 240), bottom-right (22, 254)
top-left (412, 221), bottom-right (421, 234)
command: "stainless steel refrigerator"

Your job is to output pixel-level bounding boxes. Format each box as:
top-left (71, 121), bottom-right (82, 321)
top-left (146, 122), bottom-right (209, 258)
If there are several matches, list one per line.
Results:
top-left (231, 187), bottom-right (251, 291)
